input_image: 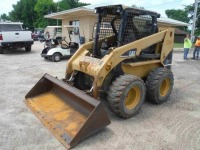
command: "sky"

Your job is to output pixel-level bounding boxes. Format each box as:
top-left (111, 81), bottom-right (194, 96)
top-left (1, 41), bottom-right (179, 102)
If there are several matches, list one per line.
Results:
top-left (0, 0), bottom-right (194, 18)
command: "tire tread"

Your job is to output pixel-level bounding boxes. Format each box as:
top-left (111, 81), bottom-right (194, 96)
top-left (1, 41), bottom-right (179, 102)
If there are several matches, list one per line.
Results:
top-left (107, 74), bottom-right (145, 118)
top-left (146, 68), bottom-right (174, 104)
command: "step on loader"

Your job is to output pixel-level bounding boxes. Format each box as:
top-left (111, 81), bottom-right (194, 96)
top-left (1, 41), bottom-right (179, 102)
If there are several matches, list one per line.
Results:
top-left (25, 5), bottom-right (174, 149)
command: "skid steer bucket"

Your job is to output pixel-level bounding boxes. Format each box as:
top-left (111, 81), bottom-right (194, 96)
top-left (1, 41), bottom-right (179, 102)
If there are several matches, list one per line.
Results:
top-left (24, 73), bottom-right (111, 149)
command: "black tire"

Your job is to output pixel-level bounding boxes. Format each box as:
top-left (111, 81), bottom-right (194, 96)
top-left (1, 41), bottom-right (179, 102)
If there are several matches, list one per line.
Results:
top-left (73, 72), bottom-right (93, 90)
top-left (52, 53), bottom-right (61, 62)
top-left (107, 74), bottom-right (146, 118)
top-left (100, 72), bottom-right (114, 100)
top-left (146, 67), bottom-right (174, 104)
top-left (74, 72), bottom-right (87, 90)
top-left (25, 45), bottom-right (31, 52)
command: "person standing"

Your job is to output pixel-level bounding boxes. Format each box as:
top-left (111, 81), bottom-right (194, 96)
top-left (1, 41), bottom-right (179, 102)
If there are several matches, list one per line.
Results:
top-left (183, 34), bottom-right (192, 60)
top-left (193, 36), bottom-right (200, 59)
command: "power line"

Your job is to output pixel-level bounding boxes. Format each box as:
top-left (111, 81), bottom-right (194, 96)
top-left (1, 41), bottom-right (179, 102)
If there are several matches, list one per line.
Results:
top-left (135, 0), bottom-right (142, 3)
top-left (191, 0), bottom-right (198, 41)
top-left (146, 0), bottom-right (182, 8)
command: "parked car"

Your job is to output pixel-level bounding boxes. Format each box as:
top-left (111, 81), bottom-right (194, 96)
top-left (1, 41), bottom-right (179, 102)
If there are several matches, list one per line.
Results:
top-left (33, 28), bottom-right (44, 41)
top-left (0, 21), bottom-right (34, 54)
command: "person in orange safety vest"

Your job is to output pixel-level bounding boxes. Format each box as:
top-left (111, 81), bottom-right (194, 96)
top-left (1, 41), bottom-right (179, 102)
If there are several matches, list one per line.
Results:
top-left (193, 36), bottom-right (200, 59)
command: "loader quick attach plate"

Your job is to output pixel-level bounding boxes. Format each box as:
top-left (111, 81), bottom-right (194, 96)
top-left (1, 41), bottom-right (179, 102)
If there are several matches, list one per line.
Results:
top-left (24, 74), bottom-right (111, 149)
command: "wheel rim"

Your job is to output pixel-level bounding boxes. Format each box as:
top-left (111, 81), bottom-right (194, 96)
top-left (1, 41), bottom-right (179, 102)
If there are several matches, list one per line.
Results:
top-left (55, 55), bottom-right (60, 61)
top-left (125, 86), bottom-right (141, 109)
top-left (160, 78), bottom-right (170, 97)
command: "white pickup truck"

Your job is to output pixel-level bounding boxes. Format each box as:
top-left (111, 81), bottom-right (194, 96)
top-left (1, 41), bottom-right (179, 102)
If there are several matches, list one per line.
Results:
top-left (0, 22), bottom-right (34, 54)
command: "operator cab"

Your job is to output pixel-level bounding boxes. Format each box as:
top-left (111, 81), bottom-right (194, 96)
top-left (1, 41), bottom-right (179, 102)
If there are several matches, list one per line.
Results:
top-left (93, 5), bottom-right (160, 58)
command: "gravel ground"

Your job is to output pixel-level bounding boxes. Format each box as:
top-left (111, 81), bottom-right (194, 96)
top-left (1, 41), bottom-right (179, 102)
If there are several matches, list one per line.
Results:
top-left (0, 42), bottom-right (200, 150)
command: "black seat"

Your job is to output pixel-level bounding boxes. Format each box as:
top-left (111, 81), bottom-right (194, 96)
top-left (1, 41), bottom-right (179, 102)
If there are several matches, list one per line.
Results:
top-left (122, 18), bottom-right (140, 45)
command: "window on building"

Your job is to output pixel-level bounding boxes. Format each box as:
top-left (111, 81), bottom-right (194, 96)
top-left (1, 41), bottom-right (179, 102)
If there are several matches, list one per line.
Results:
top-left (69, 20), bottom-right (79, 26)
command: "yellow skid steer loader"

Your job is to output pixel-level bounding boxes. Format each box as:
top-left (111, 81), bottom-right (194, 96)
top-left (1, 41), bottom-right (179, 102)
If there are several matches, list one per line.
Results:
top-left (25, 5), bottom-right (174, 149)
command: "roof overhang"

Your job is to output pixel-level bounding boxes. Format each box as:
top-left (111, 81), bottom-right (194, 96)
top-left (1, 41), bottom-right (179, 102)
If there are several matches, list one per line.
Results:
top-left (158, 18), bottom-right (190, 27)
top-left (44, 4), bottom-right (190, 27)
top-left (0, 21), bottom-right (23, 25)
top-left (44, 7), bottom-right (94, 20)
top-left (46, 25), bottom-right (62, 28)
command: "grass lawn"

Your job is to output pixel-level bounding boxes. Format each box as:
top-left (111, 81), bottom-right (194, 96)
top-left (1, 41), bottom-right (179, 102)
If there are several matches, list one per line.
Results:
top-left (173, 43), bottom-right (183, 48)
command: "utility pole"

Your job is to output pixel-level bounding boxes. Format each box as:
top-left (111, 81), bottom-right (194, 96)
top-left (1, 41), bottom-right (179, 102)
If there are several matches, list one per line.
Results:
top-left (191, 0), bottom-right (198, 42)
top-left (57, 0), bottom-right (60, 26)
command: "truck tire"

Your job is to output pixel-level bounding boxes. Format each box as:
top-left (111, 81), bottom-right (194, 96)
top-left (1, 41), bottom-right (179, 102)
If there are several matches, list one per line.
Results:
top-left (73, 72), bottom-right (93, 91)
top-left (146, 67), bottom-right (174, 104)
top-left (52, 53), bottom-right (61, 62)
top-left (99, 72), bottom-right (114, 100)
top-left (74, 72), bottom-right (87, 90)
top-left (107, 74), bottom-right (146, 118)
top-left (25, 45), bottom-right (31, 52)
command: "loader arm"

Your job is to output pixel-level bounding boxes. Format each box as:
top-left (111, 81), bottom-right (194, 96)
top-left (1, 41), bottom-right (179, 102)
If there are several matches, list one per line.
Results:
top-left (65, 41), bottom-right (94, 78)
top-left (66, 28), bottom-right (174, 90)
top-left (97, 28), bottom-right (174, 85)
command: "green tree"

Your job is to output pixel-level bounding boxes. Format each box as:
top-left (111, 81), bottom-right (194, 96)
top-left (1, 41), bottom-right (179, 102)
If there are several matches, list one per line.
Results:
top-left (165, 9), bottom-right (189, 31)
top-left (9, 0), bottom-right (37, 29)
top-left (6, 0), bottom-right (89, 29)
top-left (21, 0), bottom-right (37, 29)
top-left (34, 0), bottom-right (57, 28)
top-left (0, 13), bottom-right (10, 21)
top-left (184, 2), bottom-right (200, 36)
top-left (46, 0), bottom-right (89, 26)
top-left (58, 0), bottom-right (89, 11)
top-left (9, 0), bottom-right (23, 22)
